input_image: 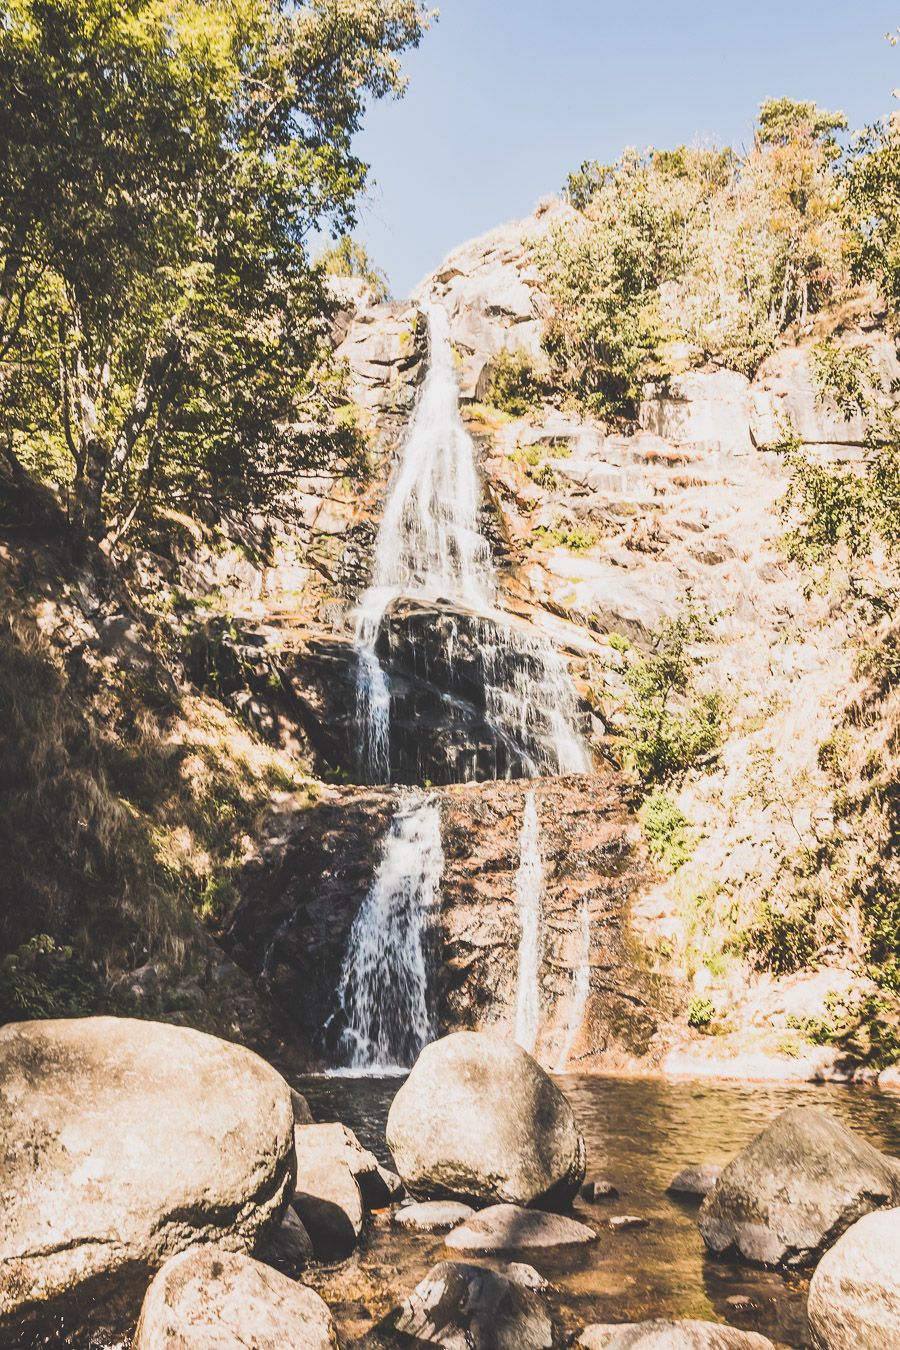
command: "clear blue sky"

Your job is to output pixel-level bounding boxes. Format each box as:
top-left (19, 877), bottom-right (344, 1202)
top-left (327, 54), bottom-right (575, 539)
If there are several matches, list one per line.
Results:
top-left (349, 0), bottom-right (900, 298)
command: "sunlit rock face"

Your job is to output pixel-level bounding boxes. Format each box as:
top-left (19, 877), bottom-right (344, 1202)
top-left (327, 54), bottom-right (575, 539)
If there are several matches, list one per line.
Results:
top-left (226, 775), bottom-right (674, 1074)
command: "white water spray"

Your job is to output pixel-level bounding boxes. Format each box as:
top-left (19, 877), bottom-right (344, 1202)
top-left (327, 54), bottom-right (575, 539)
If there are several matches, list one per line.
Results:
top-left (513, 791), bottom-right (544, 1053)
top-left (353, 300), bottom-right (590, 782)
top-left (336, 794), bottom-right (444, 1070)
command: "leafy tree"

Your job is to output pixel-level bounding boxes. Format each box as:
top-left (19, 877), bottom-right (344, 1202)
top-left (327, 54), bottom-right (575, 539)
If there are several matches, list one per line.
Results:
top-left (484, 347), bottom-right (544, 417)
top-left (321, 235), bottom-right (390, 300)
top-left (0, 0), bottom-right (432, 540)
top-left (615, 601), bottom-right (725, 785)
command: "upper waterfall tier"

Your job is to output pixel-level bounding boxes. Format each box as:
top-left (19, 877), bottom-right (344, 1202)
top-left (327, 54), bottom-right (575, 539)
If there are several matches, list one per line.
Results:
top-left (353, 303), bottom-right (591, 785)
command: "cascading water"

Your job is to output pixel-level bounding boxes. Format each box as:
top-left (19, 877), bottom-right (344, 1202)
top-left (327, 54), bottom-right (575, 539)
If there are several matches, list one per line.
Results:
top-left (335, 793), bottom-right (444, 1070)
top-left (352, 299), bottom-right (590, 784)
top-left (513, 791), bottom-right (544, 1053)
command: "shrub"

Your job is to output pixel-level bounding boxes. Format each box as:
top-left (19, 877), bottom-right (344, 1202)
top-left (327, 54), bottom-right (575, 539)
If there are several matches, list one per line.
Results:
top-left (484, 349), bottom-right (545, 417)
top-left (615, 600), bottom-right (725, 784)
top-left (640, 790), bottom-right (694, 871)
top-left (688, 996), bottom-right (715, 1029)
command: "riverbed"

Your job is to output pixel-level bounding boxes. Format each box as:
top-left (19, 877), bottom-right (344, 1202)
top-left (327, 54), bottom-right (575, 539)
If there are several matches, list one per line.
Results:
top-left (297, 1073), bottom-right (900, 1348)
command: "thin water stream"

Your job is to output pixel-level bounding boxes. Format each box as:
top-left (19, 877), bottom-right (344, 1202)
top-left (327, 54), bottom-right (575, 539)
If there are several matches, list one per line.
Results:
top-left (297, 1073), bottom-right (900, 1349)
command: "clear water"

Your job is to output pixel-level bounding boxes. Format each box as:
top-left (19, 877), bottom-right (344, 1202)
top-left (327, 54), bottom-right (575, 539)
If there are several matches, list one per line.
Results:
top-left (334, 793), bottom-right (444, 1070)
top-left (352, 301), bottom-right (590, 783)
top-left (297, 1073), bottom-right (900, 1348)
top-left (513, 791), bottom-right (544, 1054)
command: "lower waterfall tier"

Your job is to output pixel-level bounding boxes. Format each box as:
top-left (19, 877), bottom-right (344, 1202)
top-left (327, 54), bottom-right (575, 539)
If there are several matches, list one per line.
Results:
top-left (225, 775), bottom-right (677, 1073)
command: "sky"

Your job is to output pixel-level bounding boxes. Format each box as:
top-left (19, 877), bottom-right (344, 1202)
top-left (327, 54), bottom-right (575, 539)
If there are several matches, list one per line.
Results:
top-left (348, 0), bottom-right (900, 298)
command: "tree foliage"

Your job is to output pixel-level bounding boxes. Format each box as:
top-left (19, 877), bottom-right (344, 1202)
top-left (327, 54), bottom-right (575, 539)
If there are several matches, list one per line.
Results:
top-left (0, 0), bottom-right (431, 540)
top-left (537, 99), bottom-right (850, 417)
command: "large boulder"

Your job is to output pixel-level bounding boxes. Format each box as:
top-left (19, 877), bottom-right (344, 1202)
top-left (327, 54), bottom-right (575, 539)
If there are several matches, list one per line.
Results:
top-left (378, 1260), bottom-right (554, 1349)
top-left (132, 1246), bottom-right (337, 1349)
top-left (639, 370), bottom-right (753, 454)
top-left (576, 1322), bottom-right (776, 1348)
top-left (292, 1157), bottom-right (363, 1260)
top-left (699, 1107), bottom-right (900, 1267)
top-left (807, 1207), bottom-right (900, 1349)
top-left (294, 1120), bottom-right (396, 1209)
top-left (386, 1032), bottom-right (586, 1207)
top-left (444, 1204), bottom-right (596, 1252)
top-left (0, 1017), bottom-right (294, 1333)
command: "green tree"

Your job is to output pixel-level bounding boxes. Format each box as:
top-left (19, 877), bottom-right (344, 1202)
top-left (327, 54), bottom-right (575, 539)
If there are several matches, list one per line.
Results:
top-left (0, 0), bottom-right (432, 540)
top-left (321, 235), bottom-right (390, 301)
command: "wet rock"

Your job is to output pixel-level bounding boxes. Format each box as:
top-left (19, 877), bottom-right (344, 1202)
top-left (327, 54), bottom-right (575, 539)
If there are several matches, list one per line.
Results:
top-left (259, 1208), bottom-right (314, 1278)
top-left (501, 1262), bottom-right (548, 1290)
top-left (444, 1203), bottom-right (596, 1252)
top-left (394, 1201), bottom-right (476, 1233)
top-left (576, 1321), bottom-right (776, 1348)
top-left (294, 1121), bottom-right (389, 1209)
top-left (386, 1032), bottom-right (586, 1207)
top-left (292, 1156), bottom-right (364, 1259)
top-left (807, 1207), bottom-right (900, 1348)
top-left (132, 1246), bottom-right (338, 1349)
top-left (668, 1164), bottom-right (722, 1199)
top-left (378, 1259), bottom-right (554, 1349)
top-left (699, 1107), bottom-right (900, 1267)
top-left (0, 1017), bottom-right (294, 1335)
top-left (291, 1088), bottom-right (315, 1124)
top-left (582, 1179), bottom-right (620, 1202)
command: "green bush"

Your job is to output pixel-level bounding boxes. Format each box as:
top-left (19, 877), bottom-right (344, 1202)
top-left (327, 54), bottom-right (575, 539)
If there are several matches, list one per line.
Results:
top-left (640, 790), bottom-right (694, 871)
top-left (484, 349), bottom-right (545, 417)
top-left (615, 601), bottom-right (724, 784)
top-left (688, 996), bottom-right (715, 1029)
top-left (0, 935), bottom-right (105, 1022)
top-left (745, 898), bottom-right (822, 975)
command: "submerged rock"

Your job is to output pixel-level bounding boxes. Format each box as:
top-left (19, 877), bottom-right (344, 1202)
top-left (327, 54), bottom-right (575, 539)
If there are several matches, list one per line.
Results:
top-left (132, 1246), bottom-right (338, 1349)
top-left (0, 1017), bottom-right (294, 1334)
top-left (582, 1179), bottom-right (620, 1202)
top-left (259, 1208), bottom-right (314, 1278)
top-left (394, 1200), bottom-right (476, 1232)
top-left (444, 1203), bottom-right (596, 1252)
top-left (699, 1107), bottom-right (900, 1267)
top-left (378, 1259), bottom-right (554, 1349)
top-left (807, 1207), bottom-right (900, 1348)
top-left (386, 1031), bottom-right (586, 1207)
top-left (668, 1164), bottom-right (722, 1199)
top-left (576, 1321), bottom-right (776, 1348)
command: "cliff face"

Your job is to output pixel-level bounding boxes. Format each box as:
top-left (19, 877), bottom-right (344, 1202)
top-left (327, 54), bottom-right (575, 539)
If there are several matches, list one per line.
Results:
top-left (226, 775), bottom-right (672, 1073)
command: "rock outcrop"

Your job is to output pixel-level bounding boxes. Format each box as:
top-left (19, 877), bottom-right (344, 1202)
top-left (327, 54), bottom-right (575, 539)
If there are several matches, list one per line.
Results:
top-left (377, 1260), bottom-right (554, 1350)
top-left (0, 1017), bottom-right (295, 1335)
top-left (132, 1246), bottom-right (338, 1350)
top-left (385, 1032), bottom-right (586, 1207)
top-left (806, 1207), bottom-right (900, 1349)
top-left (698, 1107), bottom-right (900, 1267)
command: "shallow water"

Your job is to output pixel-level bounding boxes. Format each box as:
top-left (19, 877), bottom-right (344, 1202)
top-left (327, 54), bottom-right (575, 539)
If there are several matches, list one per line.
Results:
top-left (297, 1072), bottom-right (900, 1347)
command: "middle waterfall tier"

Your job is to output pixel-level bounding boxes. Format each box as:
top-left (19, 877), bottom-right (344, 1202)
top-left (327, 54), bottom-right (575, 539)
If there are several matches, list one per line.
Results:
top-left (352, 300), bottom-right (590, 786)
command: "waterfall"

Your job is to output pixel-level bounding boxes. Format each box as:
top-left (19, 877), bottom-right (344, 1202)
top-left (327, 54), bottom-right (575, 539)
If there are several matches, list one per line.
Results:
top-left (336, 794), bottom-right (444, 1070)
top-left (353, 300), bottom-right (590, 784)
top-left (513, 791), bottom-right (544, 1053)
top-left (555, 900), bottom-right (592, 1073)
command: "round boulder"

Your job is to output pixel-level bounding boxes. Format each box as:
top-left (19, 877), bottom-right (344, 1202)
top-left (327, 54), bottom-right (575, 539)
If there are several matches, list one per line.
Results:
top-left (386, 1032), bottom-right (586, 1207)
top-left (807, 1207), bottom-right (900, 1348)
top-left (699, 1107), bottom-right (900, 1267)
top-left (0, 1017), bottom-right (295, 1333)
top-left (444, 1203), bottom-right (596, 1252)
top-left (380, 1260), bottom-right (553, 1349)
top-left (577, 1322), bottom-right (775, 1348)
top-left (133, 1246), bottom-right (337, 1349)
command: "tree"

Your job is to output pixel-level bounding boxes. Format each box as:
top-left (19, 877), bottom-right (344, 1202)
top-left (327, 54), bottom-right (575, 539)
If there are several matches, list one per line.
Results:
top-left (321, 235), bottom-right (390, 300)
top-left (0, 0), bottom-right (432, 540)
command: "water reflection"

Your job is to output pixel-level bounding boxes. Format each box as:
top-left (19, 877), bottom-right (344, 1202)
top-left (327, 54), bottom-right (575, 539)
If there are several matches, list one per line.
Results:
top-left (298, 1072), bottom-right (900, 1348)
